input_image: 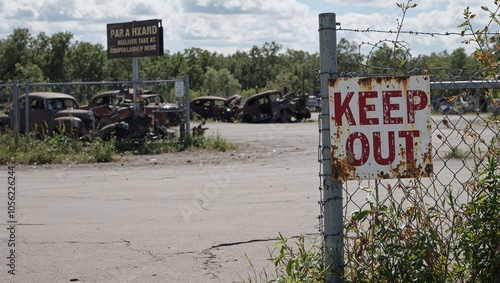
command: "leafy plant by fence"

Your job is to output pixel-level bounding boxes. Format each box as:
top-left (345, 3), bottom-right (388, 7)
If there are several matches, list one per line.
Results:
top-left (318, 1), bottom-right (500, 282)
top-left (243, 3), bottom-right (500, 282)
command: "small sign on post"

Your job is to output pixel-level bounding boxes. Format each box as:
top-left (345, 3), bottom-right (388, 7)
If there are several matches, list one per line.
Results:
top-left (175, 81), bottom-right (184, 98)
top-left (329, 75), bottom-right (433, 180)
top-left (106, 19), bottom-right (164, 116)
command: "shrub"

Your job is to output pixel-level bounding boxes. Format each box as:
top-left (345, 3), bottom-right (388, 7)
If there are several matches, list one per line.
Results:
top-left (452, 156), bottom-right (500, 281)
top-left (344, 184), bottom-right (453, 282)
top-left (244, 234), bottom-right (327, 283)
top-left (0, 128), bottom-right (235, 165)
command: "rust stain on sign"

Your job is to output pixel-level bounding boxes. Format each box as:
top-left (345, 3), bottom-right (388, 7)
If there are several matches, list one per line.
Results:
top-left (328, 75), bottom-right (433, 181)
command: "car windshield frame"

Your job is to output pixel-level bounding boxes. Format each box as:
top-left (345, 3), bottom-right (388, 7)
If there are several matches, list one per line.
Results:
top-left (46, 98), bottom-right (78, 110)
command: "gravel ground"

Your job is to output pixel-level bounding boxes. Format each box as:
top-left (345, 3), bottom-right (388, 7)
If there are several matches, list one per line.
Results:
top-left (1, 117), bottom-right (322, 283)
top-left (0, 113), bottom-right (487, 282)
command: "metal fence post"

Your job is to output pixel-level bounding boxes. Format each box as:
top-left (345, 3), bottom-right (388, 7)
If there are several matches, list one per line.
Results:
top-left (12, 81), bottom-right (19, 143)
top-left (132, 57), bottom-right (140, 117)
top-left (24, 80), bottom-right (30, 145)
top-left (319, 13), bottom-right (343, 282)
top-left (184, 74), bottom-right (190, 139)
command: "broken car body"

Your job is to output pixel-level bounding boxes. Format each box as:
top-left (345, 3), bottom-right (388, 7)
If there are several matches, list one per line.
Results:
top-left (81, 88), bottom-right (182, 140)
top-left (190, 94), bottom-right (242, 122)
top-left (238, 90), bottom-right (311, 123)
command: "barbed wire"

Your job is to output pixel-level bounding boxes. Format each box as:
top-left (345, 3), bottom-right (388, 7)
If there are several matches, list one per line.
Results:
top-left (337, 27), bottom-right (500, 37)
top-left (332, 28), bottom-right (491, 79)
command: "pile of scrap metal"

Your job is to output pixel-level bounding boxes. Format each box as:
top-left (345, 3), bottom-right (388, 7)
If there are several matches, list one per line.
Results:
top-left (191, 120), bottom-right (209, 136)
top-left (80, 87), bottom-right (182, 140)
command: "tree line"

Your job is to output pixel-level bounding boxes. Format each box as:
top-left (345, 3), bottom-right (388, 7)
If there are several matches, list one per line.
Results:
top-left (0, 28), bottom-right (486, 103)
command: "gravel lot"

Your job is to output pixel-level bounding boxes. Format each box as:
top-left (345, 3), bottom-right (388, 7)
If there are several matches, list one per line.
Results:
top-left (1, 116), bottom-right (323, 283)
top-left (0, 113), bottom-right (488, 282)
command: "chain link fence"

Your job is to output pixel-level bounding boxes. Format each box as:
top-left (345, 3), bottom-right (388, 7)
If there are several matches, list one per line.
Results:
top-left (319, 73), bottom-right (500, 282)
top-left (0, 78), bottom-right (190, 142)
top-left (318, 20), bottom-right (500, 282)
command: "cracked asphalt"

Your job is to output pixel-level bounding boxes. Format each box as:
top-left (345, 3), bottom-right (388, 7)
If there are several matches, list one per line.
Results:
top-left (1, 117), bottom-right (323, 282)
top-left (1, 113), bottom-right (477, 282)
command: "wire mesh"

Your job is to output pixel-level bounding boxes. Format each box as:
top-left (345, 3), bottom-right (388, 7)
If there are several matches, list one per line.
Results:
top-left (318, 60), bottom-right (500, 280)
top-left (314, 22), bottom-right (500, 279)
top-left (0, 80), bottom-right (189, 142)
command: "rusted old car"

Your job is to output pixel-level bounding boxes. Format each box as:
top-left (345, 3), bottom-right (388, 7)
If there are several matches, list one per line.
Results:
top-left (82, 88), bottom-right (181, 126)
top-left (80, 90), bottom-right (130, 127)
top-left (81, 88), bottom-right (182, 139)
top-left (190, 94), bottom-right (241, 122)
top-left (239, 90), bottom-right (311, 123)
top-left (0, 92), bottom-right (95, 139)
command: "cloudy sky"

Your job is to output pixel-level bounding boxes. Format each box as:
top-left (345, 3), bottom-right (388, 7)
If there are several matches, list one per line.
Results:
top-left (0, 0), bottom-right (495, 56)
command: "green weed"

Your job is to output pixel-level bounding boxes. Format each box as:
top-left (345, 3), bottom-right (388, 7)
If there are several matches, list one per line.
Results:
top-left (452, 156), bottom-right (500, 281)
top-left (244, 234), bottom-right (327, 283)
top-left (0, 129), bottom-right (235, 165)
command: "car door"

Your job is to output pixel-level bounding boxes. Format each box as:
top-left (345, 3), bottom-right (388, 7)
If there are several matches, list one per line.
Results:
top-left (90, 95), bottom-right (114, 118)
top-left (32, 97), bottom-right (54, 133)
top-left (202, 99), bottom-right (213, 119)
top-left (19, 96), bottom-right (53, 134)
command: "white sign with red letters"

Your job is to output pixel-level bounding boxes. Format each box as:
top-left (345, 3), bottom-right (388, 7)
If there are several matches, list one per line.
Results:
top-left (329, 76), bottom-right (433, 181)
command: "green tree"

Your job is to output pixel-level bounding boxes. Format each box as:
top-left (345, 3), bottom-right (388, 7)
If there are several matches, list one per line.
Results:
top-left (337, 38), bottom-right (365, 76)
top-left (417, 50), bottom-right (450, 71)
top-left (245, 42), bottom-right (284, 91)
top-left (226, 50), bottom-right (253, 90)
top-left (449, 47), bottom-right (480, 77)
top-left (248, 45), bottom-right (264, 90)
top-left (366, 42), bottom-right (411, 75)
top-left (182, 48), bottom-right (218, 92)
top-left (46, 32), bottom-right (73, 81)
top-left (202, 67), bottom-right (241, 97)
top-left (105, 58), bottom-right (132, 81)
top-left (261, 41), bottom-right (283, 84)
top-left (366, 43), bottom-right (394, 74)
top-left (30, 32), bottom-right (51, 81)
top-left (0, 28), bottom-right (33, 81)
top-left (14, 63), bottom-right (45, 82)
top-left (68, 41), bottom-right (106, 81)
top-left (281, 49), bottom-right (320, 94)
top-left (140, 52), bottom-right (178, 80)
top-left (265, 70), bottom-right (296, 92)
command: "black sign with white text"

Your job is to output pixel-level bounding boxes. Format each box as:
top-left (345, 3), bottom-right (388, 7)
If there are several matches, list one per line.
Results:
top-left (107, 19), bottom-right (164, 59)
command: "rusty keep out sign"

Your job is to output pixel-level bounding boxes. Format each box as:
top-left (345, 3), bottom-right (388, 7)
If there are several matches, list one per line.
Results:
top-left (329, 76), bottom-right (433, 181)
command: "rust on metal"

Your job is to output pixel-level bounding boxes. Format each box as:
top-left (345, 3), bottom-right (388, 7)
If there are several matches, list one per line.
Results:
top-left (331, 145), bottom-right (357, 180)
top-left (328, 75), bottom-right (433, 181)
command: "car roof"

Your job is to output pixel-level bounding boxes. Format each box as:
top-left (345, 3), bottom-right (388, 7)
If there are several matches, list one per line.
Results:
top-left (246, 90), bottom-right (281, 100)
top-left (191, 96), bottom-right (227, 101)
top-left (94, 90), bottom-right (121, 97)
top-left (21, 92), bottom-right (76, 100)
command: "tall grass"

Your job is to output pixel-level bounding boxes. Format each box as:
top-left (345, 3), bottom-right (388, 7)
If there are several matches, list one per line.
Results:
top-left (0, 130), bottom-right (235, 165)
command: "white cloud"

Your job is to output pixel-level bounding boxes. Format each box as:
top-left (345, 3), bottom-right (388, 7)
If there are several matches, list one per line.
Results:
top-left (332, 0), bottom-right (500, 55)
top-left (325, 0), bottom-right (395, 9)
top-left (0, 0), bottom-right (498, 56)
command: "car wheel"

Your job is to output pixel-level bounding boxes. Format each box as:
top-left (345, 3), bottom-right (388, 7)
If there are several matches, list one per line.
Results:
top-left (0, 122), bottom-right (6, 133)
top-left (280, 109), bottom-right (292, 123)
top-left (242, 115), bottom-right (253, 123)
